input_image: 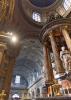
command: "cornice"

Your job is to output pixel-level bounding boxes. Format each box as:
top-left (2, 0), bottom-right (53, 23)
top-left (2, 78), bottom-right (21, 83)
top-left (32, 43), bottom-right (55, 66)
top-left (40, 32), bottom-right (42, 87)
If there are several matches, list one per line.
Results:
top-left (40, 18), bottom-right (71, 43)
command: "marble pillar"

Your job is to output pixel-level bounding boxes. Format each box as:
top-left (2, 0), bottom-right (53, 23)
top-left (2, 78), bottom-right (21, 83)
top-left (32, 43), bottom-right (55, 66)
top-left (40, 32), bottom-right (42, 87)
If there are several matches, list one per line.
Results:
top-left (62, 28), bottom-right (71, 52)
top-left (43, 44), bottom-right (54, 83)
top-left (49, 32), bottom-right (65, 77)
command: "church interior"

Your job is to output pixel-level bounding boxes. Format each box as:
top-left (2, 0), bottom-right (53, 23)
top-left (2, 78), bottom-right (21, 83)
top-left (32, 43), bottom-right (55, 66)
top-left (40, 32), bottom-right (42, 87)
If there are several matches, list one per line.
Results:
top-left (0, 0), bottom-right (71, 100)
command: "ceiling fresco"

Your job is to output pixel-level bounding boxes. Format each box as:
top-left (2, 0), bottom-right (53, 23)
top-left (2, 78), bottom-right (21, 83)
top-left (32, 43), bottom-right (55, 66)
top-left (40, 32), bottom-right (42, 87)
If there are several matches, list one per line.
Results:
top-left (29, 0), bottom-right (56, 7)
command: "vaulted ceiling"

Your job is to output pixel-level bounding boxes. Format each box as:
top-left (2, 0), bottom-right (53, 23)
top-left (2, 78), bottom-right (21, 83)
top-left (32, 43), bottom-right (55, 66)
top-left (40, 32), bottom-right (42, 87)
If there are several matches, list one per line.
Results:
top-left (13, 39), bottom-right (43, 87)
top-left (10, 0), bottom-right (71, 88)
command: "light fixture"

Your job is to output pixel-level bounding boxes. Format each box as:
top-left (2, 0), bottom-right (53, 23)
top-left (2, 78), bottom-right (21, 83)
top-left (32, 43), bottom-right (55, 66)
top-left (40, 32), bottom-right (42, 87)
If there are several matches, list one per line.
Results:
top-left (11, 35), bottom-right (18, 43)
top-left (6, 32), bottom-right (18, 43)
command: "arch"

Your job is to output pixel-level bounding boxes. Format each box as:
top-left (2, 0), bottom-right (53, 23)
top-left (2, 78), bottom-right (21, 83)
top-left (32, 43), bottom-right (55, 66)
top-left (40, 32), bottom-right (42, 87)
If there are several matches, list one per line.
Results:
top-left (31, 90), bottom-right (35, 98)
top-left (36, 88), bottom-right (40, 97)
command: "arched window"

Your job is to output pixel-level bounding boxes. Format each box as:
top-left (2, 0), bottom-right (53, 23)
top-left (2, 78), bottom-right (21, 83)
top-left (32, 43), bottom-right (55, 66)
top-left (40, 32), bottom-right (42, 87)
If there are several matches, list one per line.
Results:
top-left (64, 0), bottom-right (71, 10)
top-left (15, 75), bottom-right (20, 84)
top-left (32, 12), bottom-right (41, 22)
top-left (36, 88), bottom-right (40, 97)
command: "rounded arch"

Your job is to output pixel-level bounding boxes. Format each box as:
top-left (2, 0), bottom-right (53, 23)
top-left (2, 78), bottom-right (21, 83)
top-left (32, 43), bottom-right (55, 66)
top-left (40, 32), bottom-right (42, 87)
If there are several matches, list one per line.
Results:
top-left (36, 88), bottom-right (40, 97)
top-left (31, 90), bottom-right (35, 98)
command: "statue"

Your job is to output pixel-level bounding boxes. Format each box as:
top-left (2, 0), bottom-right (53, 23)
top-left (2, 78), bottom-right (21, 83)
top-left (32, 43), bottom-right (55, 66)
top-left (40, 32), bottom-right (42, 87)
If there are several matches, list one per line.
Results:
top-left (60, 46), bottom-right (71, 73)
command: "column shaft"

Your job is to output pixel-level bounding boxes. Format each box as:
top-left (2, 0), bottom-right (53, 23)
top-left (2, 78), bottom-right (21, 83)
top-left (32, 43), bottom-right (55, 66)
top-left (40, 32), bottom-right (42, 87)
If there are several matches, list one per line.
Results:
top-left (49, 32), bottom-right (65, 74)
top-left (3, 57), bottom-right (16, 100)
top-left (62, 29), bottom-right (71, 52)
top-left (43, 45), bottom-right (54, 83)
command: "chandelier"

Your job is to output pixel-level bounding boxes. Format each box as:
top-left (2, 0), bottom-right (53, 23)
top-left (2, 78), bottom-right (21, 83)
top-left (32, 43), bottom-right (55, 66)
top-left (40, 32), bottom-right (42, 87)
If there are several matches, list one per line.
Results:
top-left (0, 0), bottom-right (15, 22)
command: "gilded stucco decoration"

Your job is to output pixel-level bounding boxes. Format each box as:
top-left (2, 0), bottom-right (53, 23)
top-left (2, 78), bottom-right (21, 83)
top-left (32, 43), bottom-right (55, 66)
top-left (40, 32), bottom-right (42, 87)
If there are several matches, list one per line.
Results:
top-left (0, 0), bottom-right (15, 22)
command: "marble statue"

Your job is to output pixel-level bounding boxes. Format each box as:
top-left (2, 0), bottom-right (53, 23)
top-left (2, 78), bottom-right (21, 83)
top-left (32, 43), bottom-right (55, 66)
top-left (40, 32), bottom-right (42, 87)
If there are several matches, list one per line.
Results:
top-left (60, 46), bottom-right (71, 72)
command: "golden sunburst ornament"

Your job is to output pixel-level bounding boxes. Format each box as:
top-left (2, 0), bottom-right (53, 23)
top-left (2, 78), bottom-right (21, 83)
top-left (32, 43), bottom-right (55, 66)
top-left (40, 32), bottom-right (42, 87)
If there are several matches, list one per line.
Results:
top-left (0, 0), bottom-right (15, 22)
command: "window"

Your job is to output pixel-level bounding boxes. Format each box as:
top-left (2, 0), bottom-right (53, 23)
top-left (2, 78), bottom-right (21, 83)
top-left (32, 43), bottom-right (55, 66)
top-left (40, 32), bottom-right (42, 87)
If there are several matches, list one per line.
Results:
top-left (32, 12), bottom-right (41, 22)
top-left (64, 0), bottom-right (71, 10)
top-left (15, 75), bottom-right (20, 84)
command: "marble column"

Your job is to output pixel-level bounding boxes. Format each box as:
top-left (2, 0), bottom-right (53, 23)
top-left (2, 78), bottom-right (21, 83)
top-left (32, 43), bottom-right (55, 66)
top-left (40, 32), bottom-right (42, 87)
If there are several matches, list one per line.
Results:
top-left (43, 44), bottom-right (54, 83)
top-left (62, 28), bottom-right (71, 52)
top-left (49, 32), bottom-right (65, 75)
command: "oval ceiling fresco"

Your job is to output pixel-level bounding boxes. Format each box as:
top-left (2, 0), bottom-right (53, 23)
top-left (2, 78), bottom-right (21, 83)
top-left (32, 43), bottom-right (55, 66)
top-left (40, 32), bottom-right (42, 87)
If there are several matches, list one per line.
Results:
top-left (29, 0), bottom-right (56, 7)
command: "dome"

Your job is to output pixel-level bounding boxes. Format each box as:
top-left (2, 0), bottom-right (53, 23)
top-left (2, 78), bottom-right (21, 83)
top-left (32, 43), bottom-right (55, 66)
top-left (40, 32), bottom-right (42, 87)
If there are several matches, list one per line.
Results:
top-left (29, 0), bottom-right (56, 7)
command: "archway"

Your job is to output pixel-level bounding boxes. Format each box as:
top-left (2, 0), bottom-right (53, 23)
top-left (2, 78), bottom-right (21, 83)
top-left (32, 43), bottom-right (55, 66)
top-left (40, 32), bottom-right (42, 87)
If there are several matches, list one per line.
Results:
top-left (36, 88), bottom-right (40, 97)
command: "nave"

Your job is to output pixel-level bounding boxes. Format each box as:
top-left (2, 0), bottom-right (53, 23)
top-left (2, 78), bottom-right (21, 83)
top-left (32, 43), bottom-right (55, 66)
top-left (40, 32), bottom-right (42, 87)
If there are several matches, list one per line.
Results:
top-left (0, 0), bottom-right (71, 100)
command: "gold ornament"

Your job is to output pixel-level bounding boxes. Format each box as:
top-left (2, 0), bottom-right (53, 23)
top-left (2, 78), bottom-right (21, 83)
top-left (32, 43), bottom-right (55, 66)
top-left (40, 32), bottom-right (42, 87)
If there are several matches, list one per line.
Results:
top-left (0, 0), bottom-right (15, 22)
top-left (6, 0), bottom-right (15, 21)
top-left (0, 0), bottom-right (7, 21)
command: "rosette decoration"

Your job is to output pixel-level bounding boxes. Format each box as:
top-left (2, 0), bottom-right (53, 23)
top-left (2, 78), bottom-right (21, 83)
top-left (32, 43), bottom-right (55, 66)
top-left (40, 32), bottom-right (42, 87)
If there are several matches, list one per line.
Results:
top-left (0, 0), bottom-right (15, 22)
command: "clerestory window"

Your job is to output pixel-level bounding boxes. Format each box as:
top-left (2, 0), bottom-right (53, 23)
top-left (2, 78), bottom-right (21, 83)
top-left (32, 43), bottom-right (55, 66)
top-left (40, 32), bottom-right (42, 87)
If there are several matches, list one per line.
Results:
top-left (32, 12), bottom-right (41, 22)
top-left (64, 0), bottom-right (71, 10)
top-left (15, 75), bottom-right (20, 84)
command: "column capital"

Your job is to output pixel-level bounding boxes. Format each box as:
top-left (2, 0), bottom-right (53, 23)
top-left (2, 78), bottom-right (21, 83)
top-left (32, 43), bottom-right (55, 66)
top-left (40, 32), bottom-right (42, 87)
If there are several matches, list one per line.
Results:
top-left (43, 43), bottom-right (49, 50)
top-left (62, 25), bottom-right (68, 30)
top-left (48, 30), bottom-right (52, 36)
top-left (43, 42), bottom-right (48, 47)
